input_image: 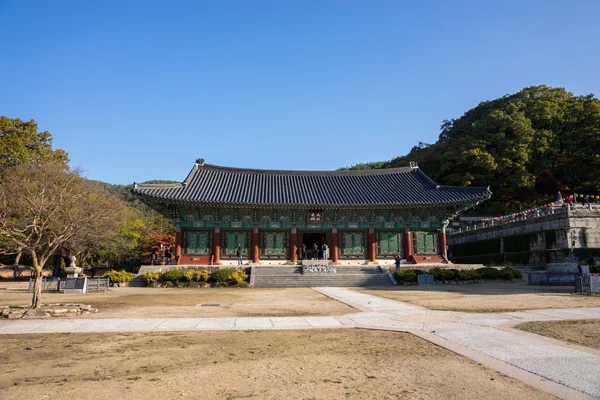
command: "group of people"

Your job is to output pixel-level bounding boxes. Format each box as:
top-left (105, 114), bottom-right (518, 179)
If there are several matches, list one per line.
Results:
top-left (150, 249), bottom-right (172, 265)
top-left (302, 242), bottom-right (329, 260)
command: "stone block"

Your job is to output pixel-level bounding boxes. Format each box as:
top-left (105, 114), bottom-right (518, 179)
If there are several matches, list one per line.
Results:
top-left (22, 310), bottom-right (51, 319)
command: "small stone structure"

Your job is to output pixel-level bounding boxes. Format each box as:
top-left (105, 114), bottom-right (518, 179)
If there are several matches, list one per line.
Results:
top-left (0, 304), bottom-right (98, 319)
top-left (528, 263), bottom-right (579, 285)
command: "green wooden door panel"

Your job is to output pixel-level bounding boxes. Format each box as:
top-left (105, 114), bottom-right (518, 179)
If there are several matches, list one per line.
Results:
top-left (377, 232), bottom-right (403, 256)
top-left (184, 231), bottom-right (211, 255)
top-left (414, 232), bottom-right (438, 255)
top-left (341, 232), bottom-right (365, 256)
top-left (261, 232), bottom-right (288, 256)
top-left (224, 232), bottom-right (248, 256)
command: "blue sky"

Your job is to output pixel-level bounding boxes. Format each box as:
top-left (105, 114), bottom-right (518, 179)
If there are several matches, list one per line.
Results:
top-left (2, 1), bottom-right (599, 184)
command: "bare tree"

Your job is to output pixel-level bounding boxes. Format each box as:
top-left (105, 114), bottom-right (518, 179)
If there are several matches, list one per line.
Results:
top-left (0, 163), bottom-right (126, 308)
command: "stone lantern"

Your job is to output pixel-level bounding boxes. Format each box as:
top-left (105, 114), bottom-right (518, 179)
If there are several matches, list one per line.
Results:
top-left (64, 256), bottom-right (83, 278)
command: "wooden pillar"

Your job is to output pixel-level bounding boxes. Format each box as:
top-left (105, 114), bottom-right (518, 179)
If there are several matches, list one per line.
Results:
top-left (175, 230), bottom-right (182, 265)
top-left (439, 221), bottom-right (448, 261)
top-left (368, 227), bottom-right (376, 262)
top-left (291, 226), bottom-right (298, 263)
top-left (213, 225), bottom-right (221, 264)
top-left (332, 226), bottom-right (339, 263)
top-left (252, 225), bottom-right (259, 264)
top-left (405, 229), bottom-right (413, 261)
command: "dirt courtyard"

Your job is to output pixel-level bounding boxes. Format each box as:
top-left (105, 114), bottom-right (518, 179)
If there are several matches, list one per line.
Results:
top-left (516, 319), bottom-right (600, 351)
top-left (357, 283), bottom-right (600, 313)
top-left (0, 329), bottom-right (555, 400)
top-left (0, 284), bottom-right (356, 318)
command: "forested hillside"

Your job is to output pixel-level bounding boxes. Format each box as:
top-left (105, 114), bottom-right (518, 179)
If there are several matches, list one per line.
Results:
top-left (344, 85), bottom-right (600, 211)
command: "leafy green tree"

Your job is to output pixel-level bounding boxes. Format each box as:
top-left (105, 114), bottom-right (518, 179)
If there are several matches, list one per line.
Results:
top-left (0, 116), bottom-right (69, 168)
top-left (346, 85), bottom-right (600, 211)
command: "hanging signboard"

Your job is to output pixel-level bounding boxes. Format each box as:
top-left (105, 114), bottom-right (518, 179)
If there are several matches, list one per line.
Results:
top-left (307, 211), bottom-right (324, 223)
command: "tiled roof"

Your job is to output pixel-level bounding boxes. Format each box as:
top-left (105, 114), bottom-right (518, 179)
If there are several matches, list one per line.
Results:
top-left (132, 162), bottom-right (491, 207)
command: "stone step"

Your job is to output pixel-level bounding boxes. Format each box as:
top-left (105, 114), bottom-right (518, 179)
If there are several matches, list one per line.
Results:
top-left (253, 274), bottom-right (393, 288)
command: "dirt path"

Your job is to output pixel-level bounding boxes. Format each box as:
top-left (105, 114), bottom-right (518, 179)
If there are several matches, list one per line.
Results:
top-left (0, 329), bottom-right (556, 400)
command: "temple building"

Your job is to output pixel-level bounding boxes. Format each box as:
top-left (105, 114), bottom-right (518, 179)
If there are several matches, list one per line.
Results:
top-left (133, 159), bottom-right (491, 266)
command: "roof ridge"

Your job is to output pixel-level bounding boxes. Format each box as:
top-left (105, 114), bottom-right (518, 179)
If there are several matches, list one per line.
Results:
top-left (199, 163), bottom-right (415, 176)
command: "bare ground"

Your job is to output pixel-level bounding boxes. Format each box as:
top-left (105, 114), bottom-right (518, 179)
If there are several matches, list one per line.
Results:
top-left (356, 283), bottom-right (600, 313)
top-left (516, 319), bottom-right (600, 350)
top-left (0, 284), bottom-right (356, 318)
top-left (0, 329), bottom-right (556, 400)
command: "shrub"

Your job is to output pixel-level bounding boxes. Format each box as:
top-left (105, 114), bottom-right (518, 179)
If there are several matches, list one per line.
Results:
top-left (104, 270), bottom-right (135, 284)
top-left (162, 269), bottom-right (185, 283)
top-left (237, 281), bottom-right (249, 288)
top-left (442, 269), bottom-right (459, 281)
top-left (458, 269), bottom-right (481, 280)
top-left (475, 268), bottom-right (502, 280)
top-left (231, 270), bottom-right (248, 284)
top-left (412, 269), bottom-right (425, 276)
top-left (143, 271), bottom-right (163, 285)
top-left (393, 270), bottom-right (417, 284)
top-left (428, 267), bottom-right (444, 281)
top-left (499, 267), bottom-right (522, 280)
top-left (182, 270), bottom-right (210, 283)
top-left (210, 269), bottom-right (235, 283)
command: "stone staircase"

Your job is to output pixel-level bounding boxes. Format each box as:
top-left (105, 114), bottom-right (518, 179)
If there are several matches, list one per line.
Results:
top-left (252, 266), bottom-right (394, 288)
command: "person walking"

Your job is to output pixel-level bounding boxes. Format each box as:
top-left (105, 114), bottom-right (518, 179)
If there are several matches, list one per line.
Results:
top-left (150, 250), bottom-right (158, 266)
top-left (164, 249), bottom-right (172, 265)
top-left (394, 253), bottom-right (402, 272)
top-left (322, 243), bottom-right (329, 260)
top-left (236, 244), bottom-right (243, 265)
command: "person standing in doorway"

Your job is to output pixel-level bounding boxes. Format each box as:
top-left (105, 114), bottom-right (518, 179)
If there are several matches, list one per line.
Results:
top-left (312, 242), bottom-right (319, 260)
top-left (237, 244), bottom-right (243, 265)
top-left (394, 253), bottom-right (402, 272)
top-left (322, 243), bottom-right (329, 260)
top-left (302, 244), bottom-right (307, 260)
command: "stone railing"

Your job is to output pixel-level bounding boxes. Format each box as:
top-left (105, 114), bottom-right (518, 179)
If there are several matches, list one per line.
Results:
top-left (448, 205), bottom-right (568, 236)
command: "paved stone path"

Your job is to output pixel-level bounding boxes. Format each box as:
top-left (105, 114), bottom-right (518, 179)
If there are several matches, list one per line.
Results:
top-left (1, 287), bottom-right (600, 399)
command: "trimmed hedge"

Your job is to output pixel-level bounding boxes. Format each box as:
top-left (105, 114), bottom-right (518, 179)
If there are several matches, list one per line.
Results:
top-left (394, 266), bottom-right (521, 285)
top-left (143, 268), bottom-right (247, 287)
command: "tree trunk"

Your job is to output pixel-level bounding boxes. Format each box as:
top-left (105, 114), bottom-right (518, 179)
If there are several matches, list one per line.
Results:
top-left (31, 269), bottom-right (43, 309)
top-left (13, 250), bottom-right (22, 279)
top-left (30, 251), bottom-right (45, 309)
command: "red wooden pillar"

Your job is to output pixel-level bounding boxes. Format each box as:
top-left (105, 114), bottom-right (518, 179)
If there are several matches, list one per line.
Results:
top-left (213, 226), bottom-right (221, 264)
top-left (252, 226), bottom-right (259, 264)
top-left (175, 231), bottom-right (182, 265)
top-left (290, 227), bottom-right (298, 263)
top-left (405, 229), bottom-right (413, 262)
top-left (439, 221), bottom-right (448, 261)
top-left (332, 226), bottom-right (339, 263)
top-left (368, 227), bottom-right (376, 262)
